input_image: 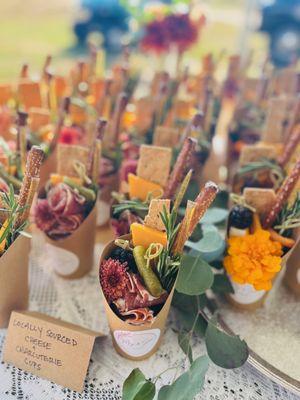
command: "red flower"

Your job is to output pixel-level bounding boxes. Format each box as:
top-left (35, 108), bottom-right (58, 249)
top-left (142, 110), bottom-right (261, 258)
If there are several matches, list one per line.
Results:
top-left (59, 126), bottom-right (81, 145)
top-left (165, 13), bottom-right (198, 53)
top-left (100, 258), bottom-right (129, 302)
top-left (140, 19), bottom-right (170, 54)
top-left (34, 199), bottom-right (56, 233)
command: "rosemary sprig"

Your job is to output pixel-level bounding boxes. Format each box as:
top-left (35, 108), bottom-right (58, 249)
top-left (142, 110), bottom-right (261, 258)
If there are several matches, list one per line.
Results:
top-left (112, 199), bottom-right (149, 219)
top-left (156, 205), bottom-right (181, 290)
top-left (274, 193), bottom-right (300, 235)
top-left (237, 158), bottom-right (285, 189)
top-left (0, 185), bottom-right (30, 250)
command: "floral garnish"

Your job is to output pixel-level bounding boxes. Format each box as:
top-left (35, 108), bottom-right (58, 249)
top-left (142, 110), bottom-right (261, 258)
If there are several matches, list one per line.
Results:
top-left (224, 229), bottom-right (282, 291)
top-left (100, 258), bottom-right (129, 302)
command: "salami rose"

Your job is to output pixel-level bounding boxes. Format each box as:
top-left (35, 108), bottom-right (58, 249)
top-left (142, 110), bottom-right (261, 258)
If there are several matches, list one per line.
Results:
top-left (113, 272), bottom-right (167, 313)
top-left (48, 183), bottom-right (85, 216)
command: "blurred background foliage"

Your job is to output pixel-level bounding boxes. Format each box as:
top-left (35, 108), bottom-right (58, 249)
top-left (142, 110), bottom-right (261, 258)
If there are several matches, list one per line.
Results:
top-left (0, 0), bottom-right (268, 80)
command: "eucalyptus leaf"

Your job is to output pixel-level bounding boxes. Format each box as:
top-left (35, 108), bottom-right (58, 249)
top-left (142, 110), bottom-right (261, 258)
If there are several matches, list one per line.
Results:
top-left (176, 254), bottom-right (214, 295)
top-left (173, 292), bottom-right (208, 338)
top-left (211, 274), bottom-right (234, 294)
top-left (177, 309), bottom-right (207, 338)
top-left (186, 226), bottom-right (226, 263)
top-left (200, 207), bottom-right (229, 225)
top-left (122, 368), bottom-right (155, 400)
top-left (205, 319), bottom-right (249, 369)
top-left (178, 332), bottom-right (193, 364)
top-left (157, 356), bottom-right (209, 400)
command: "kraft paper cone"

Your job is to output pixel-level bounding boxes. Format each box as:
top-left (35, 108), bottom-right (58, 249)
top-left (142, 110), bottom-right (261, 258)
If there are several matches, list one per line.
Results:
top-left (100, 235), bottom-right (175, 361)
top-left (18, 80), bottom-right (43, 109)
top-left (0, 234), bottom-right (30, 328)
top-left (283, 234), bottom-right (300, 296)
top-left (45, 205), bottom-right (96, 279)
top-left (0, 84), bottom-right (13, 106)
top-left (39, 150), bottom-right (57, 188)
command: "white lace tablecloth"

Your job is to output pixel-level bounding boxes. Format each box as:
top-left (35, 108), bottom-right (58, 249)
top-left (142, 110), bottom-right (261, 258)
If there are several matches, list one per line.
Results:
top-left (0, 234), bottom-right (299, 400)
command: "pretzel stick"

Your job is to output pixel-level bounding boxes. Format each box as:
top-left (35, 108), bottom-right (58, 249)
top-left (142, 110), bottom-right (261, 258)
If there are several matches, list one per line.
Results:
top-left (164, 137), bottom-right (197, 199)
top-left (278, 124), bottom-right (300, 167)
top-left (92, 140), bottom-right (102, 184)
top-left (19, 177), bottom-right (40, 224)
top-left (182, 112), bottom-right (204, 143)
top-left (42, 55), bottom-right (52, 79)
top-left (172, 200), bottom-right (195, 255)
top-left (110, 92), bottom-right (128, 146)
top-left (88, 118), bottom-right (107, 178)
top-left (50, 96), bottom-right (70, 152)
top-left (97, 77), bottom-right (112, 116)
top-left (188, 181), bottom-right (219, 236)
top-left (15, 146), bottom-right (44, 228)
top-left (16, 111), bottom-right (28, 175)
top-left (20, 63), bottom-right (29, 79)
top-left (263, 158), bottom-right (300, 229)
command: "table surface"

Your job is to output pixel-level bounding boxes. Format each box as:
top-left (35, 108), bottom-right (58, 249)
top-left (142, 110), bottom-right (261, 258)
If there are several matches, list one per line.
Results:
top-left (0, 225), bottom-right (299, 400)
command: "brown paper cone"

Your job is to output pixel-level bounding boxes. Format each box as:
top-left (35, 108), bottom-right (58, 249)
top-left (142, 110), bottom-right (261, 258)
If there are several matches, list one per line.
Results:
top-left (39, 149), bottom-right (57, 188)
top-left (283, 234), bottom-right (300, 296)
top-left (99, 235), bottom-right (175, 360)
top-left (0, 234), bottom-right (30, 328)
top-left (45, 205), bottom-right (96, 279)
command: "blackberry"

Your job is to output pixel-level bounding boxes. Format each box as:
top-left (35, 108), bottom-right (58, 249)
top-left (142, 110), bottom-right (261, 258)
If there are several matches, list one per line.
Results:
top-left (229, 205), bottom-right (253, 230)
top-left (110, 247), bottom-right (137, 272)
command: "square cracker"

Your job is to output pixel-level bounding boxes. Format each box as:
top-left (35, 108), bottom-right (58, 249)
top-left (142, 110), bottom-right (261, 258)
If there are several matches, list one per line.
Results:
top-left (239, 144), bottom-right (278, 166)
top-left (144, 199), bottom-right (170, 231)
top-left (137, 145), bottom-right (172, 187)
top-left (243, 188), bottom-right (276, 216)
top-left (57, 144), bottom-right (90, 178)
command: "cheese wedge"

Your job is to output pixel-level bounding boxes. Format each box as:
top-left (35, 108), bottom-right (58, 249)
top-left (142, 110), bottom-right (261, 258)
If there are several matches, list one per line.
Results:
top-left (131, 223), bottom-right (167, 248)
top-left (128, 173), bottom-right (163, 202)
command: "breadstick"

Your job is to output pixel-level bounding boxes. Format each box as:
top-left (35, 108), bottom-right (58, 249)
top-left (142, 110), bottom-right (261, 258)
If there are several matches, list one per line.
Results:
top-left (164, 137), bottom-right (197, 199)
top-left (263, 158), bottom-right (300, 229)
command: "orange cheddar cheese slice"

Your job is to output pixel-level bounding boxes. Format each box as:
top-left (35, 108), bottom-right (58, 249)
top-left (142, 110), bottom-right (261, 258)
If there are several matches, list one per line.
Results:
top-left (128, 173), bottom-right (163, 202)
top-left (131, 223), bottom-right (167, 248)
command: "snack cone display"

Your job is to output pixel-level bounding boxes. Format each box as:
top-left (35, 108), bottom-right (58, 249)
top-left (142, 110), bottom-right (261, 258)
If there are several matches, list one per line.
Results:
top-left (100, 235), bottom-right (174, 360)
top-left (0, 234), bottom-right (30, 328)
top-left (99, 180), bottom-right (218, 359)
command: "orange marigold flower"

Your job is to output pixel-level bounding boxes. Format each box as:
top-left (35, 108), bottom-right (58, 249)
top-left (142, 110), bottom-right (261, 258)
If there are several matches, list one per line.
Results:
top-left (224, 229), bottom-right (282, 291)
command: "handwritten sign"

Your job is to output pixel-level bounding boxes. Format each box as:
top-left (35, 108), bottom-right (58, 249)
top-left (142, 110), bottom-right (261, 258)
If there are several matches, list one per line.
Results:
top-left (3, 311), bottom-right (104, 392)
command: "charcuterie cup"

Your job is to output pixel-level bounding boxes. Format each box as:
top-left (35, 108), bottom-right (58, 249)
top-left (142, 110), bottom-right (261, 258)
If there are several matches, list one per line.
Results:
top-left (99, 235), bottom-right (175, 361)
